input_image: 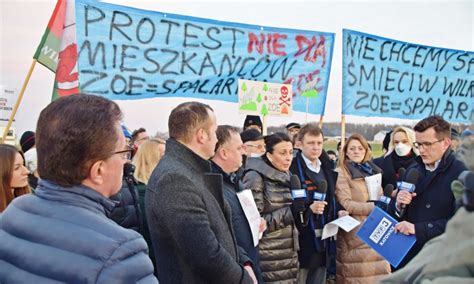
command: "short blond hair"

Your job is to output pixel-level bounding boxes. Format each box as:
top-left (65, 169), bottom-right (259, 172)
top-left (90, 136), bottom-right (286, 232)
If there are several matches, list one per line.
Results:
top-left (132, 138), bottom-right (165, 184)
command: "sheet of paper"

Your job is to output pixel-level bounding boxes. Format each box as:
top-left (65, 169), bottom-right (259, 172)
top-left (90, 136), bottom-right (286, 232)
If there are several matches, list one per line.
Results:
top-left (365, 173), bottom-right (382, 200)
top-left (236, 189), bottom-right (261, 246)
top-left (322, 215), bottom-right (361, 240)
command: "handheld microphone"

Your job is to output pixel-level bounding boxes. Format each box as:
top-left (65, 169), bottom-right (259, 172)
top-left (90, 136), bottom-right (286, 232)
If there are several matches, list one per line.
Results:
top-left (313, 180), bottom-right (328, 219)
top-left (398, 169), bottom-right (420, 218)
top-left (313, 180), bottom-right (328, 202)
top-left (290, 175), bottom-right (307, 224)
top-left (375, 184), bottom-right (394, 211)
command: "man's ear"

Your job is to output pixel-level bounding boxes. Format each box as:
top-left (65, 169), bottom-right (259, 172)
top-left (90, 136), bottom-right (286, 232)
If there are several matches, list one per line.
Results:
top-left (220, 147), bottom-right (228, 160)
top-left (443, 137), bottom-right (452, 150)
top-left (196, 128), bottom-right (207, 145)
top-left (88, 160), bottom-right (104, 185)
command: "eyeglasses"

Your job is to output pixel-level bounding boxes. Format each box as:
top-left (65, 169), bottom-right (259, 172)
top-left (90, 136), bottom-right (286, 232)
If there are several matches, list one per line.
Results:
top-left (111, 146), bottom-right (134, 160)
top-left (246, 144), bottom-right (265, 150)
top-left (413, 138), bottom-right (444, 149)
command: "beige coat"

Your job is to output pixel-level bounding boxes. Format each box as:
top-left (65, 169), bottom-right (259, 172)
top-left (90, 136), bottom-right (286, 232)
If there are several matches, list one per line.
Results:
top-left (335, 162), bottom-right (391, 284)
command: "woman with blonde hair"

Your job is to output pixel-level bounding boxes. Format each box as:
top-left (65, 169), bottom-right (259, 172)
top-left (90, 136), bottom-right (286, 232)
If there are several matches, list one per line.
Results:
top-left (0, 144), bottom-right (31, 212)
top-left (133, 138), bottom-right (165, 184)
top-left (335, 134), bottom-right (390, 283)
top-left (132, 138), bottom-right (165, 273)
top-left (374, 126), bottom-right (419, 190)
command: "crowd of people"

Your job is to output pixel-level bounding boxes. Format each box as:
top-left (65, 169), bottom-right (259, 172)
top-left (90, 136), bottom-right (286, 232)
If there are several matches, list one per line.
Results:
top-left (0, 94), bottom-right (472, 283)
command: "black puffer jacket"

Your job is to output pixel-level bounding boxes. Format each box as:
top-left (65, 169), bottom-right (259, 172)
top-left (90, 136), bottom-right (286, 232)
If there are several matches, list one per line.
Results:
top-left (242, 157), bottom-right (299, 284)
top-left (109, 163), bottom-right (142, 233)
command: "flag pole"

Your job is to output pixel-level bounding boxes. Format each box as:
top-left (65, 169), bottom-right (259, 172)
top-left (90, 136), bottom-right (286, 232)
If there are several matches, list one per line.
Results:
top-left (319, 115), bottom-right (324, 128)
top-left (341, 114), bottom-right (346, 148)
top-left (1, 59), bottom-right (37, 143)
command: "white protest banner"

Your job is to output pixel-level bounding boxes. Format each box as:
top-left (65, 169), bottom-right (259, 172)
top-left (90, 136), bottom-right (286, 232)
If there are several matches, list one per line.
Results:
top-left (238, 79), bottom-right (292, 117)
top-left (0, 87), bottom-right (18, 125)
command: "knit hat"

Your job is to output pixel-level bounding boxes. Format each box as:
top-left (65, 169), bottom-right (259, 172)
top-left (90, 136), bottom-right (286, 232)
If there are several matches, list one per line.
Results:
top-left (240, 129), bottom-right (264, 143)
top-left (243, 115), bottom-right (262, 131)
top-left (20, 131), bottom-right (35, 153)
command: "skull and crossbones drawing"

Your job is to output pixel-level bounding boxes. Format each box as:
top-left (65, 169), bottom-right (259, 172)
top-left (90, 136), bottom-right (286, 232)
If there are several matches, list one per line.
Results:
top-left (279, 86), bottom-right (290, 106)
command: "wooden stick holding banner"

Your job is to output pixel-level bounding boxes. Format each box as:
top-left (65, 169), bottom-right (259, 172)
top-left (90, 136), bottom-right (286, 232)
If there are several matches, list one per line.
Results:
top-left (262, 115), bottom-right (267, 135)
top-left (301, 89), bottom-right (319, 124)
top-left (1, 59), bottom-right (37, 143)
top-left (341, 114), bottom-right (346, 148)
top-left (319, 115), bottom-right (324, 128)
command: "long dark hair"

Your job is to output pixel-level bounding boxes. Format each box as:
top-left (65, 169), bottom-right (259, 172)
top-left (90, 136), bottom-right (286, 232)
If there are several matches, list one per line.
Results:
top-left (0, 144), bottom-right (31, 212)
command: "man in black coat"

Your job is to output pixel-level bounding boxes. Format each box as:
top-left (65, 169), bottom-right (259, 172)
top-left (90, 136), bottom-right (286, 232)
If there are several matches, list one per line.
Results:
top-left (289, 123), bottom-right (338, 283)
top-left (211, 125), bottom-right (265, 283)
top-left (393, 115), bottom-right (467, 268)
top-left (146, 102), bottom-right (256, 283)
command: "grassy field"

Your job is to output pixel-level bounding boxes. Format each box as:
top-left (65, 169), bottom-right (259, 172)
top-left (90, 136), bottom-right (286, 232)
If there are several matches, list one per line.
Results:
top-left (324, 140), bottom-right (383, 159)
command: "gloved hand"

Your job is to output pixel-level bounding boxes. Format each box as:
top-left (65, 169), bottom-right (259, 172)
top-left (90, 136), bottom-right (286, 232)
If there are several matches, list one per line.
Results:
top-left (291, 198), bottom-right (310, 226)
top-left (290, 198), bottom-right (307, 215)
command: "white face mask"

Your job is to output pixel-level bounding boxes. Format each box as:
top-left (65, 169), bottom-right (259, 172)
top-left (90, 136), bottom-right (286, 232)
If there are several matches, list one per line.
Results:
top-left (250, 152), bottom-right (264, 158)
top-left (395, 143), bottom-right (411, 156)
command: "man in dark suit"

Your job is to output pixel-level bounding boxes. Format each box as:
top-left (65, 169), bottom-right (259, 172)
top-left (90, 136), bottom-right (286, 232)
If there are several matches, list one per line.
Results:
top-left (394, 115), bottom-right (467, 268)
top-left (211, 125), bottom-right (265, 283)
top-left (289, 123), bottom-right (338, 283)
top-left (146, 102), bottom-right (256, 283)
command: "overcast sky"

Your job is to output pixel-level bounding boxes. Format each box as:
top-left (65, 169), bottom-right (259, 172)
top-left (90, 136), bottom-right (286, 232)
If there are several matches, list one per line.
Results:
top-left (1, 0), bottom-right (472, 136)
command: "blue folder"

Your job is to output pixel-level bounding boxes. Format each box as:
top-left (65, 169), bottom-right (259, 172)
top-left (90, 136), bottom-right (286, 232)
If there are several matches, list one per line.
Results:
top-left (356, 207), bottom-right (417, 268)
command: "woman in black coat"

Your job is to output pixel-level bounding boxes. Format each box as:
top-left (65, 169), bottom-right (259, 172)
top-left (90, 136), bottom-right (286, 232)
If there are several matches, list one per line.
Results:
top-left (374, 126), bottom-right (419, 191)
top-left (242, 133), bottom-right (300, 283)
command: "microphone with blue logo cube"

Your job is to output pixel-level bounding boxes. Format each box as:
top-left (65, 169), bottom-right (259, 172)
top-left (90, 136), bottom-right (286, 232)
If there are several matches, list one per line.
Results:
top-left (313, 180), bottom-right (327, 203)
top-left (374, 184), bottom-right (394, 211)
top-left (290, 174), bottom-right (307, 224)
top-left (397, 169), bottom-right (420, 218)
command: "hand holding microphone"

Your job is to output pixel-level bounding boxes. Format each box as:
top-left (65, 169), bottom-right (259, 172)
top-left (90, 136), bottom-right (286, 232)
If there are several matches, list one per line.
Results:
top-left (396, 169), bottom-right (420, 218)
top-left (396, 190), bottom-right (416, 207)
top-left (310, 201), bottom-right (327, 215)
top-left (290, 175), bottom-right (310, 224)
top-left (310, 180), bottom-right (328, 215)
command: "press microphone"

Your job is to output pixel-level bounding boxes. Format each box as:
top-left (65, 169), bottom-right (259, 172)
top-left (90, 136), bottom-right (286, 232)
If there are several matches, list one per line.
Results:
top-left (313, 180), bottom-right (328, 220)
top-left (398, 169), bottom-right (420, 219)
top-left (313, 180), bottom-right (328, 202)
top-left (375, 184), bottom-right (394, 211)
top-left (290, 175), bottom-right (306, 224)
